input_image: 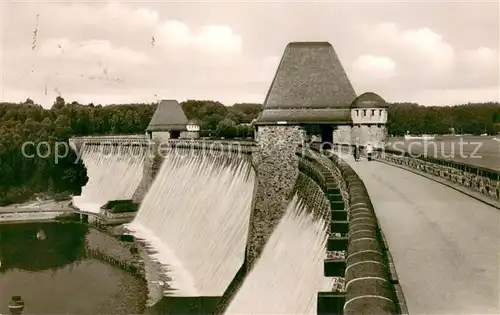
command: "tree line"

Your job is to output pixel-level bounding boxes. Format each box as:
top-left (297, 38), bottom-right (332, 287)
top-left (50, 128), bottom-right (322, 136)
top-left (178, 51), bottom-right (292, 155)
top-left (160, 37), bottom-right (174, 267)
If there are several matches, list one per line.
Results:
top-left (387, 102), bottom-right (500, 136)
top-left (0, 97), bottom-right (498, 206)
top-left (0, 97), bottom-right (260, 205)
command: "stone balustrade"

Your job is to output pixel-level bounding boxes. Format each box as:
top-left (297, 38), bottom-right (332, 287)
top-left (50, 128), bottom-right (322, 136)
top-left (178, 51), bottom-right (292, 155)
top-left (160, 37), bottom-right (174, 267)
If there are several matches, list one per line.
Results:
top-left (69, 136), bottom-right (255, 154)
top-left (379, 150), bottom-right (500, 203)
top-left (156, 139), bottom-right (255, 155)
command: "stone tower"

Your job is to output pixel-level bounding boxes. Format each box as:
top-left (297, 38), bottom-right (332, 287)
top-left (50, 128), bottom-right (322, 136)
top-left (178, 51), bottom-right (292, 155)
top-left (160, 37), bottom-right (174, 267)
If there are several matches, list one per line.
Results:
top-left (146, 99), bottom-right (189, 141)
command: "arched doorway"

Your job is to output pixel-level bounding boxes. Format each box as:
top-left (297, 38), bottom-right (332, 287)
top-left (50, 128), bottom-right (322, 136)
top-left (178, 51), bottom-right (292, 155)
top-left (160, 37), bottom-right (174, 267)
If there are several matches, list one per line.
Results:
top-left (320, 125), bottom-right (333, 149)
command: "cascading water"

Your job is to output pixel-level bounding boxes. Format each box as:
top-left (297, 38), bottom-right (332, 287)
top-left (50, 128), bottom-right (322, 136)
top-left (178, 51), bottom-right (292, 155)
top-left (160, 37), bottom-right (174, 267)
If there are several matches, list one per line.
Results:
top-left (225, 195), bottom-right (334, 315)
top-left (73, 144), bottom-right (145, 213)
top-left (127, 148), bottom-right (255, 296)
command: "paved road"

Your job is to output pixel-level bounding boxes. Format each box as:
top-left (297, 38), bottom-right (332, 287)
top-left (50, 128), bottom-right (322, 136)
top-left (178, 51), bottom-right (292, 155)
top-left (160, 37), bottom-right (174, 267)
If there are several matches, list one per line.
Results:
top-left (338, 154), bottom-right (499, 315)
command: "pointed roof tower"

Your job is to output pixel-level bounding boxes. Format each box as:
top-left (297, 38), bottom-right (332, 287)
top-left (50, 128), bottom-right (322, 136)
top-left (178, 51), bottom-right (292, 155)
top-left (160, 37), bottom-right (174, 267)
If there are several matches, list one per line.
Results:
top-left (255, 42), bottom-right (357, 125)
top-left (146, 99), bottom-right (189, 132)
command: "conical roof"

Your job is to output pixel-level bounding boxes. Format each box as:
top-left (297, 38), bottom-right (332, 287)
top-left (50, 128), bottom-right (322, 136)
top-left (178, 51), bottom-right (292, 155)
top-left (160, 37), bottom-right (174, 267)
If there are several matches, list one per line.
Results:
top-left (146, 99), bottom-right (189, 132)
top-left (256, 42), bottom-right (357, 125)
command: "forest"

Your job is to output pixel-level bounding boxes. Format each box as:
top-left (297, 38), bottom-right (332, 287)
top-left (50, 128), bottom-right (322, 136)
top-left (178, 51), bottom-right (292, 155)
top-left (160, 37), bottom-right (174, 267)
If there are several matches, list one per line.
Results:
top-left (0, 97), bottom-right (498, 206)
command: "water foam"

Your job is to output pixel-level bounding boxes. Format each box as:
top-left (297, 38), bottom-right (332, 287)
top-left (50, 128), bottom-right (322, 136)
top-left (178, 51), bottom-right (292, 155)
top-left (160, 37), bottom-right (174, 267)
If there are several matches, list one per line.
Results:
top-left (225, 195), bottom-right (334, 314)
top-left (127, 149), bottom-right (255, 296)
top-left (73, 144), bottom-right (145, 214)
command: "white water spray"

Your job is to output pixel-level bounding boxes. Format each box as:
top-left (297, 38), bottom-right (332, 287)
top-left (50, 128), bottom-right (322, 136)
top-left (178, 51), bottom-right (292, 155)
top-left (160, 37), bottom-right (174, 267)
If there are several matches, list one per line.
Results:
top-left (127, 149), bottom-right (255, 296)
top-left (225, 195), bottom-right (335, 315)
top-left (73, 144), bottom-right (145, 213)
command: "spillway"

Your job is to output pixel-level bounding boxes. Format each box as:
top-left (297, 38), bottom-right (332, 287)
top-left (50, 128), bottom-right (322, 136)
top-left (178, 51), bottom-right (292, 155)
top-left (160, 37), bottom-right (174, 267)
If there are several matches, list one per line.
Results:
top-left (73, 144), bottom-right (145, 213)
top-left (127, 149), bottom-right (255, 296)
top-left (225, 195), bottom-right (334, 315)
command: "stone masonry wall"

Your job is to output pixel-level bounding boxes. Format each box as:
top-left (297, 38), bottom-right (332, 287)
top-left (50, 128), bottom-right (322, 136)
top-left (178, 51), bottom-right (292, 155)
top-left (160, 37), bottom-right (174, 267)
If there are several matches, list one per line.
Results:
top-left (379, 152), bottom-right (500, 203)
top-left (333, 125), bottom-right (352, 144)
top-left (180, 131), bottom-right (200, 139)
top-left (246, 126), bottom-right (305, 271)
top-left (332, 125), bottom-right (387, 148)
top-left (294, 167), bottom-right (331, 224)
top-left (352, 125), bottom-right (386, 148)
top-left (309, 150), bottom-right (350, 211)
top-left (132, 142), bottom-right (157, 203)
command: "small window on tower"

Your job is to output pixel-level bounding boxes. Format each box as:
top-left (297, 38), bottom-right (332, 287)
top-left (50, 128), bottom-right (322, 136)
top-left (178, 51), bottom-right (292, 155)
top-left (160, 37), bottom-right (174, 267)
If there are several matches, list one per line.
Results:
top-left (356, 110), bottom-right (359, 116)
top-left (379, 110), bottom-right (383, 116)
top-left (363, 110), bottom-right (367, 116)
top-left (371, 110), bottom-right (375, 116)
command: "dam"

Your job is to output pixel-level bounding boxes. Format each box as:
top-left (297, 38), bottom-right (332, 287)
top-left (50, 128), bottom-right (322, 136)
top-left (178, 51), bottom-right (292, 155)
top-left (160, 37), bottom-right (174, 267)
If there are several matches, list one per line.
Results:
top-left (66, 42), bottom-right (499, 315)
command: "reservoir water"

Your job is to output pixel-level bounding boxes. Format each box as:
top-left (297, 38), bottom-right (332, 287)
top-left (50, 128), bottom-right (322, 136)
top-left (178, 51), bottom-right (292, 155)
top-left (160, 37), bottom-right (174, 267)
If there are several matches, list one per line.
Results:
top-left (0, 222), bottom-right (147, 314)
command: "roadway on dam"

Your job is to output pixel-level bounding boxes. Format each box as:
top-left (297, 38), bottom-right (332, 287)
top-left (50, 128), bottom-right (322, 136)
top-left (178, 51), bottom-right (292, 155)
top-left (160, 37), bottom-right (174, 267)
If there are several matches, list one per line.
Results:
top-left (337, 153), bottom-right (499, 315)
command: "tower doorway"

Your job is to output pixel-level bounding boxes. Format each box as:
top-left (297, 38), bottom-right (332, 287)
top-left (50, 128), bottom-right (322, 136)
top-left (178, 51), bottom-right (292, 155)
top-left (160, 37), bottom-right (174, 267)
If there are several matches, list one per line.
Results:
top-left (320, 125), bottom-right (333, 149)
top-left (170, 130), bottom-right (180, 139)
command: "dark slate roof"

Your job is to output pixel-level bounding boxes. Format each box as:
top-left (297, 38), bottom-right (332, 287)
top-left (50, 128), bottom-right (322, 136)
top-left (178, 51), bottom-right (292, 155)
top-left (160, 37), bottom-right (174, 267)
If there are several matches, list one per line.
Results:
top-left (256, 108), bottom-right (351, 124)
top-left (146, 100), bottom-right (189, 132)
top-left (255, 42), bottom-right (357, 125)
top-left (351, 92), bottom-right (388, 109)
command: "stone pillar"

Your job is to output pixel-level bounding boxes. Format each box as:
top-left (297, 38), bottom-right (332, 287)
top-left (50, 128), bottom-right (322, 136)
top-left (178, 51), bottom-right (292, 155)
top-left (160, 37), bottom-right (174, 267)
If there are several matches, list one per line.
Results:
top-left (132, 141), bottom-right (157, 203)
top-left (245, 125), bottom-right (305, 270)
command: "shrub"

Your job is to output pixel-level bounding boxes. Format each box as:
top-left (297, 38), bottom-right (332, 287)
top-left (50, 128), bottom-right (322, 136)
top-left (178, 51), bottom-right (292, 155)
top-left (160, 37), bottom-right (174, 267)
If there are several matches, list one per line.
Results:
top-left (103, 200), bottom-right (139, 213)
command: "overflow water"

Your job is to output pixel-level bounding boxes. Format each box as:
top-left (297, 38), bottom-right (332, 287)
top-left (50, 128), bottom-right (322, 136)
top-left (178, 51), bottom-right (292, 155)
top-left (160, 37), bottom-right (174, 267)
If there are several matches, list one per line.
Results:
top-left (127, 148), bottom-right (255, 296)
top-left (73, 144), bottom-right (145, 213)
top-left (225, 195), bottom-right (334, 315)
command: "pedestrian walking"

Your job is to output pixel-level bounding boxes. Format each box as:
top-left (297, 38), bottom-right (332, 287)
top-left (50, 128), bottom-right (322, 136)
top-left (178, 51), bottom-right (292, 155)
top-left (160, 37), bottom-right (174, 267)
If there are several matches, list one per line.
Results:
top-left (366, 143), bottom-right (374, 161)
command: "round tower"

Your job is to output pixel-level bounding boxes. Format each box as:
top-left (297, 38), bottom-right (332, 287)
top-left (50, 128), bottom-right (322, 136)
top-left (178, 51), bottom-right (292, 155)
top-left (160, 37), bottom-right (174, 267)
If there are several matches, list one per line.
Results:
top-left (350, 92), bottom-right (388, 148)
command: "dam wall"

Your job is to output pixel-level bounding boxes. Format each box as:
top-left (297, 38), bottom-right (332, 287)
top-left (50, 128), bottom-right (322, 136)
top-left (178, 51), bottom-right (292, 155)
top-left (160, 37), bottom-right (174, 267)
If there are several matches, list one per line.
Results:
top-left (70, 135), bottom-right (404, 314)
top-left (132, 139), bottom-right (255, 203)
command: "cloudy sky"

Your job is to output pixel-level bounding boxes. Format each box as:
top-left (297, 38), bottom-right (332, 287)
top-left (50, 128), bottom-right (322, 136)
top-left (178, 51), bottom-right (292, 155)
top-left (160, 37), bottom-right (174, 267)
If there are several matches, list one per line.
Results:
top-left (0, 1), bottom-right (498, 108)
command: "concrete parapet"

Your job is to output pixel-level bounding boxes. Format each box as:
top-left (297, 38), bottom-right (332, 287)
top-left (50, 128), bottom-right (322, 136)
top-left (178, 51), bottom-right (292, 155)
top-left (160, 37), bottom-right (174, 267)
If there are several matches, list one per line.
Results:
top-left (69, 135), bottom-right (150, 153)
top-left (158, 139), bottom-right (255, 155)
top-left (337, 155), bottom-right (398, 314)
top-left (310, 149), bottom-right (401, 315)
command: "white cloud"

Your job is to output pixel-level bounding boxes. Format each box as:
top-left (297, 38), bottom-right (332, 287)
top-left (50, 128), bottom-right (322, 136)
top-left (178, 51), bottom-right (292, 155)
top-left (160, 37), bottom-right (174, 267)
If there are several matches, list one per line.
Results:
top-left (47, 2), bottom-right (160, 30)
top-left (461, 47), bottom-right (499, 70)
top-left (47, 2), bottom-right (243, 55)
top-left (2, 2), bottom-right (498, 107)
top-left (39, 38), bottom-right (152, 66)
top-left (352, 55), bottom-right (396, 79)
top-left (363, 23), bottom-right (456, 85)
top-left (196, 25), bottom-right (242, 53)
top-left (154, 22), bottom-right (242, 54)
top-left (399, 27), bottom-right (455, 74)
top-left (155, 20), bottom-right (193, 48)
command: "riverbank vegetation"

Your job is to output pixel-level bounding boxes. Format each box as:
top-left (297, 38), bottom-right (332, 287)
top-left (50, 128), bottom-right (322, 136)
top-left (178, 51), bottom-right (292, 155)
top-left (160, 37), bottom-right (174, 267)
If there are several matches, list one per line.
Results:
top-left (1, 97), bottom-right (499, 205)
